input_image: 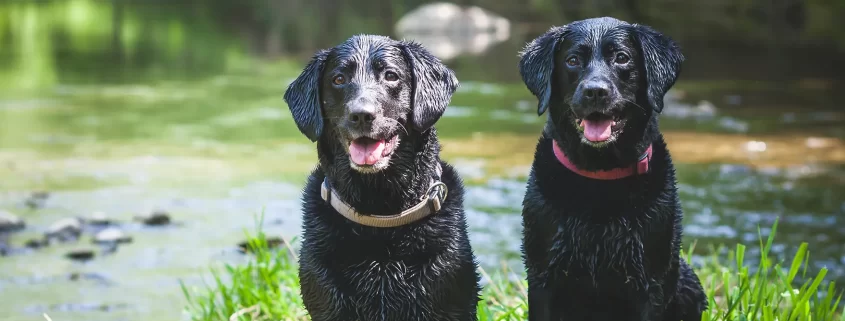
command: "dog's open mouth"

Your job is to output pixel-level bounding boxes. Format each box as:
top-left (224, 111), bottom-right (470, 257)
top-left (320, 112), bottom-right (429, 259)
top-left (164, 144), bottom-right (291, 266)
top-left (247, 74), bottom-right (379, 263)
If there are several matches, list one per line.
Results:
top-left (348, 135), bottom-right (399, 166)
top-left (575, 111), bottom-right (625, 143)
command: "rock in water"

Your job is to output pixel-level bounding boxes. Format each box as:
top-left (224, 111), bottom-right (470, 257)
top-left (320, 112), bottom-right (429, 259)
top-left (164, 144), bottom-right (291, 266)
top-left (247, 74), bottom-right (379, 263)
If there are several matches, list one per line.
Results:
top-left (46, 217), bottom-right (83, 242)
top-left (394, 2), bottom-right (511, 60)
top-left (24, 191), bottom-right (49, 209)
top-left (93, 227), bottom-right (132, 244)
top-left (134, 210), bottom-right (171, 226)
top-left (31, 191), bottom-right (49, 199)
top-left (237, 237), bottom-right (284, 254)
top-left (24, 238), bottom-right (46, 249)
top-left (0, 211), bottom-right (25, 232)
top-left (87, 211), bottom-right (113, 226)
top-left (65, 248), bottom-right (95, 261)
top-left (0, 234), bottom-right (8, 256)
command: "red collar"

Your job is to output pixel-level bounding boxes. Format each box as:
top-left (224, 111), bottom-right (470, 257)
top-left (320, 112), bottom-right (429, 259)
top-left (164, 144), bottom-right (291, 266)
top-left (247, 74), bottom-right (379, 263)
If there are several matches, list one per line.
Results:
top-left (552, 140), bottom-right (653, 180)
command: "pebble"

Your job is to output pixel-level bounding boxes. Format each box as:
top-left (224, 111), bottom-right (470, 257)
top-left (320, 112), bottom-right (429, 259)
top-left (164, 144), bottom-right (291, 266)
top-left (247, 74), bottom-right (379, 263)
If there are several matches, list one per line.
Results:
top-left (93, 227), bottom-right (132, 244)
top-left (68, 272), bottom-right (112, 285)
top-left (24, 238), bottom-right (46, 249)
top-left (65, 248), bottom-right (95, 261)
top-left (45, 217), bottom-right (83, 242)
top-left (237, 237), bottom-right (284, 254)
top-left (134, 210), bottom-right (171, 226)
top-left (0, 210), bottom-right (25, 232)
top-left (0, 234), bottom-right (8, 256)
top-left (24, 191), bottom-right (49, 209)
top-left (31, 191), bottom-right (49, 199)
top-left (87, 211), bottom-right (113, 226)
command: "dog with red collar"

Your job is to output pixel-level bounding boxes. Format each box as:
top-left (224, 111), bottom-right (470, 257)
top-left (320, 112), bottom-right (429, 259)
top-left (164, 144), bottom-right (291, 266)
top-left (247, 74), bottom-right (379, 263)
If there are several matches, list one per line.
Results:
top-left (517, 17), bottom-right (707, 321)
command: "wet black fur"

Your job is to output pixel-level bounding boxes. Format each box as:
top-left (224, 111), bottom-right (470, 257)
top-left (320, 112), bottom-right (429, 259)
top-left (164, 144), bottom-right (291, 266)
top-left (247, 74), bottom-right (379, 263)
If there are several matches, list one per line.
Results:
top-left (517, 17), bottom-right (707, 321)
top-left (283, 35), bottom-right (480, 321)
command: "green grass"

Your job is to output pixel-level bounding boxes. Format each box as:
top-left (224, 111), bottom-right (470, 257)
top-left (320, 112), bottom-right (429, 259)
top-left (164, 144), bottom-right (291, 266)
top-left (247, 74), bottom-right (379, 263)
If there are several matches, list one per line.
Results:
top-left (180, 217), bottom-right (845, 321)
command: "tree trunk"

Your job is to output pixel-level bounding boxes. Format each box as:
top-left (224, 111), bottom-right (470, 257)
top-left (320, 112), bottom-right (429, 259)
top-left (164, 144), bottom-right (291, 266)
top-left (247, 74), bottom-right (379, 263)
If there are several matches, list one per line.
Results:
top-left (265, 0), bottom-right (285, 58)
top-left (380, 0), bottom-right (395, 37)
top-left (319, 0), bottom-right (341, 47)
top-left (111, 0), bottom-right (124, 61)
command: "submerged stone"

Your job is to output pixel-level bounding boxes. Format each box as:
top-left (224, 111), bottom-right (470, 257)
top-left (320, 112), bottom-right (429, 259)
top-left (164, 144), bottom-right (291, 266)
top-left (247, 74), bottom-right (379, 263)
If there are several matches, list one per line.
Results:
top-left (134, 210), bottom-right (171, 226)
top-left (0, 211), bottom-right (25, 232)
top-left (93, 227), bottom-right (132, 244)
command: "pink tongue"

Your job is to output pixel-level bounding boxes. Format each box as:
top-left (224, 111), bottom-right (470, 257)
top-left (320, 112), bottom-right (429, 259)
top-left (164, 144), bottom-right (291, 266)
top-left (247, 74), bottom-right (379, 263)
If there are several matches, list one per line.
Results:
top-left (580, 119), bottom-right (614, 142)
top-left (349, 139), bottom-right (386, 165)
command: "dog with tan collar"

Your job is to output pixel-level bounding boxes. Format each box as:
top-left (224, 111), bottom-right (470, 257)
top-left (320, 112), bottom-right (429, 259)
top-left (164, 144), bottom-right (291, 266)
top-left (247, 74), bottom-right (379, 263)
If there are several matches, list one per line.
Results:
top-left (283, 35), bottom-right (481, 321)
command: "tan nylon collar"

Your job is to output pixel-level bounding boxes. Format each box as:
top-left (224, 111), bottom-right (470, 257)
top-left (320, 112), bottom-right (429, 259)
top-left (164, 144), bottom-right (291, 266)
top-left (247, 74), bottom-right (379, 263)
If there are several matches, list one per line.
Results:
top-left (320, 165), bottom-right (448, 228)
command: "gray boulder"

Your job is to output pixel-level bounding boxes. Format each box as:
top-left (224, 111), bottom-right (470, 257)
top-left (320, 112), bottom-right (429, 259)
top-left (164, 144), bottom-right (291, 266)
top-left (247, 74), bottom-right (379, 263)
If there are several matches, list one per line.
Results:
top-left (395, 2), bottom-right (511, 60)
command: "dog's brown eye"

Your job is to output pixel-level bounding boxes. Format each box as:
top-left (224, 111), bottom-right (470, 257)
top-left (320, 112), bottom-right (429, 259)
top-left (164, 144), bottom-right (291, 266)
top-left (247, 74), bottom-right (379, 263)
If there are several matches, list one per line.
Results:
top-left (384, 71), bottom-right (399, 82)
top-left (332, 75), bottom-right (346, 85)
top-left (566, 56), bottom-right (579, 67)
top-left (615, 52), bottom-right (630, 64)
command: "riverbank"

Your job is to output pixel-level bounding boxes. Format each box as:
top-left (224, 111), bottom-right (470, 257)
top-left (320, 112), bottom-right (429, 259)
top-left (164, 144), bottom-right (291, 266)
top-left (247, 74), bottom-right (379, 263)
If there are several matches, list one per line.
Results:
top-left (180, 217), bottom-right (844, 321)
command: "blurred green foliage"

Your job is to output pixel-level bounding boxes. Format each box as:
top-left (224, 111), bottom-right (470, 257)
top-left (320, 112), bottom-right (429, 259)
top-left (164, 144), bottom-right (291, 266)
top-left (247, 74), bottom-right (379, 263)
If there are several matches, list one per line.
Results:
top-left (0, 0), bottom-right (843, 90)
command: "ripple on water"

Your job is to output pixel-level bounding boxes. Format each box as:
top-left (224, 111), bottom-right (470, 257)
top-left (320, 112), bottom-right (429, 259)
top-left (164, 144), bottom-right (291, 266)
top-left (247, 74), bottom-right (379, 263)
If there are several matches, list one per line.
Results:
top-left (456, 82), bottom-right (505, 95)
top-left (442, 105), bottom-right (476, 118)
top-left (25, 302), bottom-right (130, 314)
top-left (465, 178), bottom-right (525, 210)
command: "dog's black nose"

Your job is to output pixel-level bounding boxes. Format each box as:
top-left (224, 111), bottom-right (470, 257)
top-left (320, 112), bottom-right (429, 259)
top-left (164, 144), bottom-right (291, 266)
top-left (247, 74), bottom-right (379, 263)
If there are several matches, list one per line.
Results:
top-left (347, 100), bottom-right (376, 128)
top-left (349, 111), bottom-right (374, 124)
top-left (582, 81), bottom-right (610, 101)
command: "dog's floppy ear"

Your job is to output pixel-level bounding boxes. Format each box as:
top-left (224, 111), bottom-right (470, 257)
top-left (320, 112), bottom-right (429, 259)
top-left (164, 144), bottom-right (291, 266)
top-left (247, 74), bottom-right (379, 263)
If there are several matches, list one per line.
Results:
top-left (283, 49), bottom-right (330, 142)
top-left (518, 26), bottom-right (566, 116)
top-left (631, 24), bottom-right (684, 113)
top-left (399, 40), bottom-right (459, 132)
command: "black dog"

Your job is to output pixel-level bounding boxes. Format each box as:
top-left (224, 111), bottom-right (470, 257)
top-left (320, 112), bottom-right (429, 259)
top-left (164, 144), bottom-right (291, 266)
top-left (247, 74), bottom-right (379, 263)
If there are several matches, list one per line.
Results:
top-left (517, 17), bottom-right (707, 321)
top-left (283, 35), bottom-right (480, 321)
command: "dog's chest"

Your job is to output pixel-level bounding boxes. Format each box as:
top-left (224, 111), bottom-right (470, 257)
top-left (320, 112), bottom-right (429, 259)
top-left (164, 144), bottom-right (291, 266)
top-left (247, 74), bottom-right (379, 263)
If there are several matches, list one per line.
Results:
top-left (344, 259), bottom-right (415, 295)
top-left (548, 217), bottom-right (647, 287)
top-left (340, 259), bottom-right (444, 319)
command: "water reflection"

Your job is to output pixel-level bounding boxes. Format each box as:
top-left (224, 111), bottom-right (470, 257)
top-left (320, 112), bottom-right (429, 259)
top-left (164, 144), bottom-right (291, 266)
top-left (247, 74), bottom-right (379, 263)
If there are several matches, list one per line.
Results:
top-left (395, 2), bottom-right (511, 60)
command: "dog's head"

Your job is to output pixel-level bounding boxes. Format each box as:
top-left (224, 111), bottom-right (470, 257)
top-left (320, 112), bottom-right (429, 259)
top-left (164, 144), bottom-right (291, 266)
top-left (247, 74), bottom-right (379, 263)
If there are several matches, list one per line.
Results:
top-left (284, 35), bottom-right (458, 173)
top-left (519, 17), bottom-right (683, 162)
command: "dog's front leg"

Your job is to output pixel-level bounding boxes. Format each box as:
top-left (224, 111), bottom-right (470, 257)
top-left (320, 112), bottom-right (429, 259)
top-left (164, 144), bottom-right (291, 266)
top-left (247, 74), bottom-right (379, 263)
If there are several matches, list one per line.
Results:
top-left (527, 283), bottom-right (557, 321)
top-left (632, 281), bottom-right (664, 321)
top-left (299, 270), bottom-right (355, 321)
